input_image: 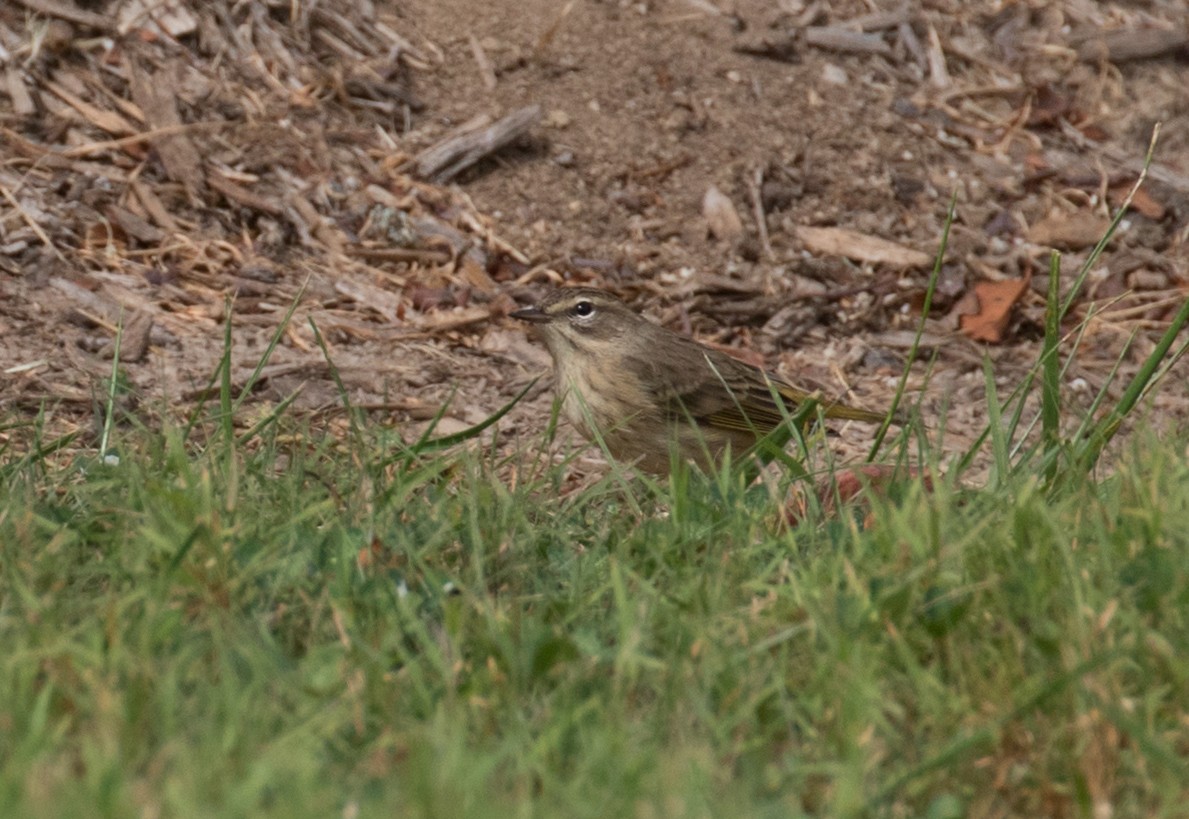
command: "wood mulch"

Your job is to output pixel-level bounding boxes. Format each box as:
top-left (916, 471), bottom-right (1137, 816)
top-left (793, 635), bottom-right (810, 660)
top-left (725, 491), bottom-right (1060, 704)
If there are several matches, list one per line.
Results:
top-left (1, 0), bottom-right (1186, 476)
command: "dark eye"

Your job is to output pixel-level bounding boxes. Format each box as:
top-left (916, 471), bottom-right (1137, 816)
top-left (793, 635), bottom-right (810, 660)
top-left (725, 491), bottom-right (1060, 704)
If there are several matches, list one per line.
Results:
top-left (572, 300), bottom-right (594, 318)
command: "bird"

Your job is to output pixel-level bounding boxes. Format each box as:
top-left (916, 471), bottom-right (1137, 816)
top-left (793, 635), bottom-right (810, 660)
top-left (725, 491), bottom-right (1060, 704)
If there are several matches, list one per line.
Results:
top-left (511, 288), bottom-right (894, 473)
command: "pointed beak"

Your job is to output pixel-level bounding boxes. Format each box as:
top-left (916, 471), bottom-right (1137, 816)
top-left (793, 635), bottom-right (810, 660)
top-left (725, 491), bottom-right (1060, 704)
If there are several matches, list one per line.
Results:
top-left (510, 305), bottom-right (550, 324)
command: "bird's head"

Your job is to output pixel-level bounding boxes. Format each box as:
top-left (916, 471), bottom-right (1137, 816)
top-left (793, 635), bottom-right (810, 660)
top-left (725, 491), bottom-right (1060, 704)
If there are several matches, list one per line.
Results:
top-left (510, 289), bottom-right (638, 358)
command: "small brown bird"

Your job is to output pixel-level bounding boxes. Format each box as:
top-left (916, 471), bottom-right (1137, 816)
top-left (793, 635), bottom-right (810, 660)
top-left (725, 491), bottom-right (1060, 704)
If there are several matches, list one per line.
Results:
top-left (512, 288), bottom-right (892, 473)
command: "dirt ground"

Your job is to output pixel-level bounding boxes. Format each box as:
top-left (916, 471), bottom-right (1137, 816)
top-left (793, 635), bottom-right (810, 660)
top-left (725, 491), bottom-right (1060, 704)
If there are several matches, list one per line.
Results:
top-left (1, 0), bottom-right (1187, 474)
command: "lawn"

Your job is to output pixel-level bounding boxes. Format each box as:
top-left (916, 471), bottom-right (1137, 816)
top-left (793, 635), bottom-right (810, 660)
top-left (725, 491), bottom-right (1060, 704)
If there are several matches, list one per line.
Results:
top-left (2, 391), bottom-right (1187, 817)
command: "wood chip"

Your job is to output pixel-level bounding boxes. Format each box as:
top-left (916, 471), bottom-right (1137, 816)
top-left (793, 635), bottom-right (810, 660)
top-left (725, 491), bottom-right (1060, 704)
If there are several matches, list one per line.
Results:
top-left (414, 105), bottom-right (542, 182)
top-left (796, 226), bottom-right (932, 269)
top-left (49, 276), bottom-right (117, 325)
top-left (105, 204), bottom-right (166, 244)
top-left (804, 26), bottom-right (893, 57)
top-left (1026, 210), bottom-right (1110, 250)
top-left (208, 172), bottom-right (282, 215)
top-left (1077, 27), bottom-right (1189, 64)
top-left (333, 278), bottom-right (402, 324)
top-left (734, 35), bottom-right (800, 63)
top-left (44, 79), bottom-right (137, 136)
top-left (117, 0), bottom-right (198, 38)
top-left (702, 184), bottom-right (744, 241)
top-left (119, 310), bottom-right (154, 363)
top-left (0, 175), bottom-right (60, 257)
top-left (925, 21), bottom-right (951, 89)
top-left (13, 0), bottom-right (113, 32)
top-left (130, 178), bottom-right (180, 233)
top-left (417, 304), bottom-right (495, 333)
top-left (4, 67), bottom-right (35, 116)
top-left (898, 20), bottom-right (927, 69)
top-left (535, 0), bottom-right (575, 56)
top-left (847, 6), bottom-right (913, 32)
top-left (287, 193), bottom-right (343, 254)
top-left (128, 57), bottom-right (206, 200)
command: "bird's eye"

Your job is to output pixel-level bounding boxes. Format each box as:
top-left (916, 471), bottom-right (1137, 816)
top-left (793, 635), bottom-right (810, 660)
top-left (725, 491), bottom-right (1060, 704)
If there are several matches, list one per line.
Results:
top-left (572, 300), bottom-right (595, 318)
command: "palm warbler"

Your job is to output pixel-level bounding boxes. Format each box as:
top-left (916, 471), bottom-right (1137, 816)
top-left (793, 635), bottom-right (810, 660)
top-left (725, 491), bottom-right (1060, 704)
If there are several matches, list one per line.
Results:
top-left (512, 288), bottom-right (893, 473)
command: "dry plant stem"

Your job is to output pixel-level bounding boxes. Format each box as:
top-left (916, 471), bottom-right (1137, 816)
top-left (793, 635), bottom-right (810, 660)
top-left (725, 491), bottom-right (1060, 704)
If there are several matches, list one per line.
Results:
top-left (60, 121), bottom-right (231, 159)
top-left (748, 166), bottom-right (774, 261)
top-left (535, 0), bottom-right (576, 56)
top-left (468, 34), bottom-right (498, 90)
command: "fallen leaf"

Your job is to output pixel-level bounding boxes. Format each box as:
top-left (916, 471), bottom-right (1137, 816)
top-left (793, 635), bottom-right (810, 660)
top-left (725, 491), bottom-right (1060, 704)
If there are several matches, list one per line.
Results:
top-left (823, 464), bottom-right (932, 511)
top-left (946, 287), bottom-right (980, 329)
top-left (958, 275), bottom-right (1031, 343)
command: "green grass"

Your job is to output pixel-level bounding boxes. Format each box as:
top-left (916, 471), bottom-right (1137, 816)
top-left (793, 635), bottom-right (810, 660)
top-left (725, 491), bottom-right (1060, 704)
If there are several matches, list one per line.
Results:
top-left (1, 403), bottom-right (1187, 818)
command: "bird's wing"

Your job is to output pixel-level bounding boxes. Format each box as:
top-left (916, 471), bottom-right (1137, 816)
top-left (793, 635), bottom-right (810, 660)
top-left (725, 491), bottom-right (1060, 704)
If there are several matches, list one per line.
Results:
top-left (629, 331), bottom-right (888, 435)
top-left (629, 340), bottom-right (792, 434)
top-left (647, 339), bottom-right (887, 430)
top-left (696, 360), bottom-right (818, 433)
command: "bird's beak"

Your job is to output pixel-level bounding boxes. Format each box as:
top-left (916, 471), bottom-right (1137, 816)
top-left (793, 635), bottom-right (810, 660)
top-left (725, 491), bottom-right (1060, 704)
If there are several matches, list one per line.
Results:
top-left (510, 305), bottom-right (550, 324)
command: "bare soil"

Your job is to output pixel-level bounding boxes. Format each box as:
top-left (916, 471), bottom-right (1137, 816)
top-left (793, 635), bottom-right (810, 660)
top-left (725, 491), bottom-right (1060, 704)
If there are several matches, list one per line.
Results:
top-left (1, 0), bottom-right (1187, 473)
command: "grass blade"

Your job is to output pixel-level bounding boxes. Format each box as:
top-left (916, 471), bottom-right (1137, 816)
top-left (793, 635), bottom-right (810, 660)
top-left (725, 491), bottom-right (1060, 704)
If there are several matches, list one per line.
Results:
top-left (412, 376), bottom-right (540, 455)
top-left (1040, 252), bottom-right (1063, 484)
top-left (868, 193), bottom-right (955, 461)
top-left (99, 310), bottom-right (124, 461)
top-left (1073, 294), bottom-right (1189, 471)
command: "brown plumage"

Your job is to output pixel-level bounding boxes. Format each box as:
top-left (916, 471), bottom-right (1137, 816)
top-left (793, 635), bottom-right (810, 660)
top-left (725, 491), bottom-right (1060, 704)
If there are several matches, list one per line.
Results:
top-left (512, 288), bottom-right (891, 473)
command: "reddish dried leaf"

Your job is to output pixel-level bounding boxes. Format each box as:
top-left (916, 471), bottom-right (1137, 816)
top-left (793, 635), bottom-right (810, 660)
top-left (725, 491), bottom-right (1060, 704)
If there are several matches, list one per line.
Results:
top-left (783, 465), bottom-right (932, 527)
top-left (357, 534), bottom-right (405, 571)
top-left (958, 276), bottom-right (1031, 343)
